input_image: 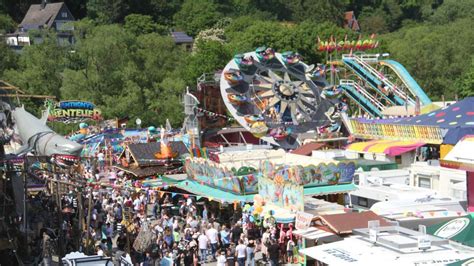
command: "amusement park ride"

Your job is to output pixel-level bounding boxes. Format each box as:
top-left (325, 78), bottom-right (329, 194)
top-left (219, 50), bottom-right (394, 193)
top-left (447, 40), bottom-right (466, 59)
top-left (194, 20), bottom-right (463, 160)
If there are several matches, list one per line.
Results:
top-left (216, 37), bottom-right (432, 148)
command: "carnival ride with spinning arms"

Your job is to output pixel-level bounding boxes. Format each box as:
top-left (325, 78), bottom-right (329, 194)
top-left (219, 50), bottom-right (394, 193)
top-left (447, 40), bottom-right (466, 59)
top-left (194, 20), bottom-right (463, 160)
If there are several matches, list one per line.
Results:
top-left (219, 45), bottom-right (431, 147)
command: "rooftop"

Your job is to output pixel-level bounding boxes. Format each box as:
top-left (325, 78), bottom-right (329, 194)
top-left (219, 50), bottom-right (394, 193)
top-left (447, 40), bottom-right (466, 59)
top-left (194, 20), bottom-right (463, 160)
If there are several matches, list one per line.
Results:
top-left (171, 31), bottom-right (193, 44)
top-left (19, 2), bottom-right (73, 30)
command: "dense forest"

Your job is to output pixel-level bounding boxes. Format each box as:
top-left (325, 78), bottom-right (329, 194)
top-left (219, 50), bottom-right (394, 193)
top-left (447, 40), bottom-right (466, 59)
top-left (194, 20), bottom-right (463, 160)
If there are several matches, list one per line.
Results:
top-left (0, 0), bottom-right (473, 128)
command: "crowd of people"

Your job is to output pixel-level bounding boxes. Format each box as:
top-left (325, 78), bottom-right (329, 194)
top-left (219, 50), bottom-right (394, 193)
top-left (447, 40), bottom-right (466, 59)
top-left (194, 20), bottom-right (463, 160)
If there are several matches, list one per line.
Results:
top-left (83, 186), bottom-right (303, 266)
top-left (26, 156), bottom-right (305, 266)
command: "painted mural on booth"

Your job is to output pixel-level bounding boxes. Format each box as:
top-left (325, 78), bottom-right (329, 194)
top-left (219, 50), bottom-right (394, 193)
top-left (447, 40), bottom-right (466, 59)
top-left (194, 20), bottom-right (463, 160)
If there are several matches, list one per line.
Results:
top-left (260, 160), bottom-right (356, 187)
top-left (258, 175), bottom-right (304, 212)
top-left (184, 158), bottom-right (258, 194)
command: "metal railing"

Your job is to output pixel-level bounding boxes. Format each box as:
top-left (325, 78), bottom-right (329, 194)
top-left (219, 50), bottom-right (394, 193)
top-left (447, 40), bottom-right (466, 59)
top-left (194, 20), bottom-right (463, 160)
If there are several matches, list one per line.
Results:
top-left (342, 54), bottom-right (415, 105)
top-left (340, 79), bottom-right (385, 111)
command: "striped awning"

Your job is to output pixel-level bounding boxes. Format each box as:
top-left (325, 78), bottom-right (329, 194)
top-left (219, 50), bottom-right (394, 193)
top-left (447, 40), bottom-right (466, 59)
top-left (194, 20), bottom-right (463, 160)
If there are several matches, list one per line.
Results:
top-left (346, 139), bottom-right (425, 156)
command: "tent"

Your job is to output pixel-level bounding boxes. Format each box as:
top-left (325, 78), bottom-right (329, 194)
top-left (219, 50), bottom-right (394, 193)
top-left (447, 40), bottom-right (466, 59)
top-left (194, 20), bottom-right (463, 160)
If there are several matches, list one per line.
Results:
top-left (81, 130), bottom-right (125, 157)
top-left (442, 135), bottom-right (474, 171)
top-left (447, 257), bottom-right (474, 266)
top-left (354, 97), bottom-right (474, 144)
top-left (427, 213), bottom-right (474, 248)
top-left (346, 139), bottom-right (425, 156)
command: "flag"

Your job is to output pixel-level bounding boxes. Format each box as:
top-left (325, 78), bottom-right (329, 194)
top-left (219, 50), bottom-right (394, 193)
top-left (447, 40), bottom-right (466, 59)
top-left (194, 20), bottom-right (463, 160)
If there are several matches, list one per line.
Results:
top-left (201, 147), bottom-right (208, 159)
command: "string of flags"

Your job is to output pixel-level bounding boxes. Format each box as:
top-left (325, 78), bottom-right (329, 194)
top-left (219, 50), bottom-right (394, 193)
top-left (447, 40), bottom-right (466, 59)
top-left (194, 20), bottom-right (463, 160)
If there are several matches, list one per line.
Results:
top-left (85, 178), bottom-right (245, 204)
top-left (194, 107), bottom-right (234, 121)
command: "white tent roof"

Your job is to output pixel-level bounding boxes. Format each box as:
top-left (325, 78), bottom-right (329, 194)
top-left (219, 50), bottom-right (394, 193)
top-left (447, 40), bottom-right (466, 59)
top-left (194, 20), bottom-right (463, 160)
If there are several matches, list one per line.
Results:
top-left (444, 136), bottom-right (474, 163)
top-left (300, 236), bottom-right (474, 266)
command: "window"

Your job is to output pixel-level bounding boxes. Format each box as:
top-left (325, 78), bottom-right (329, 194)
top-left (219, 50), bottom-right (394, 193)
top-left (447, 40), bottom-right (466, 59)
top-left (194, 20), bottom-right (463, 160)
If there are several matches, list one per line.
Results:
top-left (358, 197), bottom-right (368, 207)
top-left (62, 12), bottom-right (67, 18)
top-left (395, 155), bottom-right (402, 164)
top-left (418, 177), bottom-right (431, 189)
top-left (353, 174), bottom-right (360, 185)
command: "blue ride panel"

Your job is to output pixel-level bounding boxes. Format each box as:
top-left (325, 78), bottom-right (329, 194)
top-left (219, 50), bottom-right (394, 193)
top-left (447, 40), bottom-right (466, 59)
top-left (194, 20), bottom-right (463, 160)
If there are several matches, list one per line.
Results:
top-left (381, 60), bottom-right (431, 105)
top-left (343, 58), bottom-right (405, 106)
top-left (339, 85), bottom-right (383, 117)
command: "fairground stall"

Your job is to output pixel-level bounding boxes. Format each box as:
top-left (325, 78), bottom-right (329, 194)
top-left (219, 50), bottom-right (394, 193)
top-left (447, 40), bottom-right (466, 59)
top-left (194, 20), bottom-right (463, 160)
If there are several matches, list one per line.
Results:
top-left (441, 135), bottom-right (474, 212)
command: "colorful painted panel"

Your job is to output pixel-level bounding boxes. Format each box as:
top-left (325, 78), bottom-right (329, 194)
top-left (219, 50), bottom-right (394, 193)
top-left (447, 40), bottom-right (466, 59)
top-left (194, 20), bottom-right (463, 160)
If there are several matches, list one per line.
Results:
top-left (258, 175), bottom-right (304, 212)
top-left (184, 158), bottom-right (258, 194)
top-left (350, 119), bottom-right (443, 144)
top-left (260, 160), bottom-right (356, 187)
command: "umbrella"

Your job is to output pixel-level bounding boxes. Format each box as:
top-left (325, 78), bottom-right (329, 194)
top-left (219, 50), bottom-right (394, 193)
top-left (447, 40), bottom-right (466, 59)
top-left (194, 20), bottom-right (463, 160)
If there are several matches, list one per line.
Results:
top-left (427, 213), bottom-right (474, 247)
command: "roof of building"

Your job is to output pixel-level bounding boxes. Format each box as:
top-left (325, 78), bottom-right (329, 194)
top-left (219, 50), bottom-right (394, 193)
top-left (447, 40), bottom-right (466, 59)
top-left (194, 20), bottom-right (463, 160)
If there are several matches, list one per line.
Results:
top-left (320, 211), bottom-right (391, 234)
top-left (19, 2), bottom-right (73, 30)
top-left (344, 11), bottom-right (360, 31)
top-left (171, 31), bottom-right (193, 44)
top-left (291, 142), bottom-right (326, 156)
top-left (127, 141), bottom-right (188, 167)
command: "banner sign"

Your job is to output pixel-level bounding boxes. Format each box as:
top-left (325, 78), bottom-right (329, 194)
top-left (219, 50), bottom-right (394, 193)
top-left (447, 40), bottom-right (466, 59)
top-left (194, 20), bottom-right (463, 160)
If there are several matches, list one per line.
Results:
top-left (46, 100), bottom-right (102, 123)
top-left (295, 212), bottom-right (314, 230)
top-left (349, 119), bottom-right (443, 144)
top-left (317, 34), bottom-right (379, 52)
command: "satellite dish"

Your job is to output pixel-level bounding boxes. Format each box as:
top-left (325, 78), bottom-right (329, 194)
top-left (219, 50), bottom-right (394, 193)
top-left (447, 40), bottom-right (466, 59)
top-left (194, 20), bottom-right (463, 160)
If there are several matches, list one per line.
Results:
top-left (135, 118), bottom-right (142, 126)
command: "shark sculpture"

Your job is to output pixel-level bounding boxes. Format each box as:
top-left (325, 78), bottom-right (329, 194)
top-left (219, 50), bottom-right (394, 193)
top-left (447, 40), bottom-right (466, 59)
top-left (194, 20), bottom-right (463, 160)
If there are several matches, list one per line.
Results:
top-left (12, 106), bottom-right (83, 157)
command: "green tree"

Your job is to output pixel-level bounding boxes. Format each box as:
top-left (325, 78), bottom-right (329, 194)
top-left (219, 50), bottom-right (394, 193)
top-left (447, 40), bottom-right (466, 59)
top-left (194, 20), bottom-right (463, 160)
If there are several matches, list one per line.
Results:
top-left (4, 36), bottom-right (66, 97)
top-left (0, 42), bottom-right (17, 76)
top-left (62, 24), bottom-right (187, 127)
top-left (283, 0), bottom-right (348, 25)
top-left (124, 14), bottom-right (167, 35)
top-left (457, 59), bottom-right (474, 97)
top-left (382, 18), bottom-right (474, 99)
top-left (173, 0), bottom-right (222, 36)
top-left (61, 25), bottom-right (135, 105)
top-left (147, 0), bottom-right (184, 26)
top-left (429, 0), bottom-right (474, 24)
top-left (0, 13), bottom-right (15, 33)
top-left (184, 40), bottom-right (230, 85)
top-left (87, 0), bottom-right (129, 24)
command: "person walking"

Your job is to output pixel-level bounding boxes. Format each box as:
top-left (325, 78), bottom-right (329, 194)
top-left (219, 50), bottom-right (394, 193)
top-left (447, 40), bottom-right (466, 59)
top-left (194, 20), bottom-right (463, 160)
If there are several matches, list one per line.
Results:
top-left (220, 225), bottom-right (231, 249)
top-left (261, 229), bottom-right (270, 262)
top-left (42, 232), bottom-right (52, 266)
top-left (198, 231), bottom-right (209, 263)
top-left (206, 224), bottom-right (219, 261)
top-left (268, 240), bottom-right (280, 266)
top-left (286, 237), bottom-right (295, 264)
top-left (226, 246), bottom-right (235, 266)
top-left (246, 240), bottom-right (256, 266)
top-left (216, 250), bottom-right (227, 266)
top-left (235, 239), bottom-right (247, 266)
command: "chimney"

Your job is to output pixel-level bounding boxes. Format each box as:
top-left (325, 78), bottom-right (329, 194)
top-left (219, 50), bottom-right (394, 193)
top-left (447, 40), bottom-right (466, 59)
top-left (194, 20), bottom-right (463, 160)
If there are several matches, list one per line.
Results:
top-left (40, 0), bottom-right (48, 10)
